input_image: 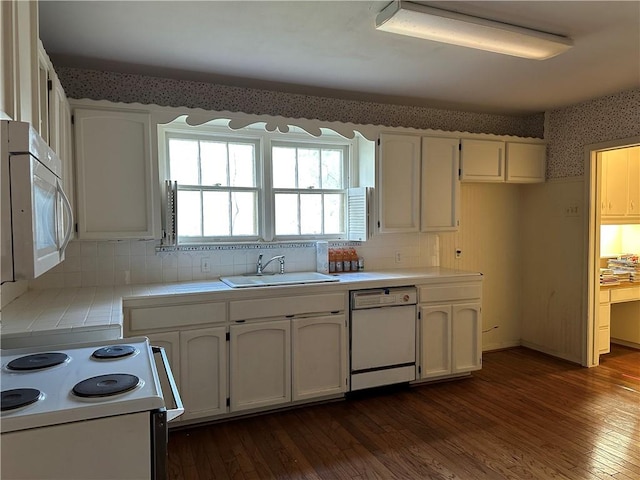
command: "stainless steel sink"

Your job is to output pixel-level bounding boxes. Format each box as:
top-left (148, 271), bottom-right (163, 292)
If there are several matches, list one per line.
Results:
top-left (220, 272), bottom-right (339, 288)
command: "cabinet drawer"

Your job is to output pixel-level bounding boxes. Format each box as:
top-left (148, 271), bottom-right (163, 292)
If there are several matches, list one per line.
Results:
top-left (129, 302), bottom-right (226, 331)
top-left (419, 283), bottom-right (482, 303)
top-left (610, 286), bottom-right (640, 303)
top-left (230, 293), bottom-right (346, 321)
top-left (599, 289), bottom-right (610, 303)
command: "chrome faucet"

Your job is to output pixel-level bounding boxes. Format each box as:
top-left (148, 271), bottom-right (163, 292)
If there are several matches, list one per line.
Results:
top-left (256, 254), bottom-right (285, 275)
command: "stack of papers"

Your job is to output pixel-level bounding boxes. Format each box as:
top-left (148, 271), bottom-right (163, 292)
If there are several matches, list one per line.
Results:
top-left (600, 268), bottom-right (620, 286)
top-left (607, 254), bottom-right (639, 283)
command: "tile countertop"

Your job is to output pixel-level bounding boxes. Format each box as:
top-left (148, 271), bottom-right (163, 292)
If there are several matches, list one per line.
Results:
top-left (1, 267), bottom-right (482, 349)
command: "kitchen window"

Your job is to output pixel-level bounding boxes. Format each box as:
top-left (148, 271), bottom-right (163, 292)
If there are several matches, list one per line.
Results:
top-left (161, 124), bottom-right (359, 244)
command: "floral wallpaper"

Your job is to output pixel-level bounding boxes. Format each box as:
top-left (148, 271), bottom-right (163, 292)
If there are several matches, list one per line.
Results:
top-left (56, 67), bottom-right (544, 138)
top-left (545, 88), bottom-right (640, 178)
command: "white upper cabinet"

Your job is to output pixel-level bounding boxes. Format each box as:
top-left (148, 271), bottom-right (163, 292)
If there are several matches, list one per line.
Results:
top-left (74, 107), bottom-right (157, 240)
top-left (505, 142), bottom-right (546, 183)
top-left (461, 139), bottom-right (546, 183)
top-left (421, 137), bottom-right (460, 232)
top-left (377, 133), bottom-right (421, 233)
top-left (460, 139), bottom-right (505, 182)
top-left (601, 146), bottom-right (640, 223)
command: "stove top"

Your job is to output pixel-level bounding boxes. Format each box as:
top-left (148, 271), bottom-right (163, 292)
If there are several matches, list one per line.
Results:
top-left (0, 337), bottom-right (165, 433)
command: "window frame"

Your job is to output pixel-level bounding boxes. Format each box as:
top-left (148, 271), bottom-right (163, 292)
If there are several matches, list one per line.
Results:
top-left (159, 123), bottom-right (356, 244)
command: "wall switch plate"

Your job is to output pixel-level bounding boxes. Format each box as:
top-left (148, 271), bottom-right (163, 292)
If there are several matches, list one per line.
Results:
top-left (395, 251), bottom-right (401, 263)
top-left (200, 257), bottom-right (211, 273)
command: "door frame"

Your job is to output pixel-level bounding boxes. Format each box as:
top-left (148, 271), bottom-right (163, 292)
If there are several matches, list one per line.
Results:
top-left (584, 135), bottom-right (640, 367)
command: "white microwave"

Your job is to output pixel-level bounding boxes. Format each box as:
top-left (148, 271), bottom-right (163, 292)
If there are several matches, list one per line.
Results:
top-left (1, 120), bottom-right (73, 283)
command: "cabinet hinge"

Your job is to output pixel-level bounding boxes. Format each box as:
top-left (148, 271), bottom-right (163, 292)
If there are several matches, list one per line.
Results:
top-left (377, 220), bottom-right (381, 228)
top-left (418, 311), bottom-right (421, 320)
top-left (47, 79), bottom-right (52, 91)
top-left (418, 366), bottom-right (421, 374)
top-left (74, 223), bottom-right (78, 233)
top-left (225, 332), bottom-right (230, 341)
top-left (459, 143), bottom-right (462, 150)
top-left (377, 138), bottom-right (380, 146)
top-left (226, 398), bottom-right (230, 407)
top-left (71, 115), bottom-right (74, 125)
top-left (458, 168), bottom-right (462, 177)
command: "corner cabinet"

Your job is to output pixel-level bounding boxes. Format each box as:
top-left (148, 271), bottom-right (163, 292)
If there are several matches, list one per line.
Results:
top-left (417, 279), bottom-right (483, 380)
top-left (73, 108), bottom-right (157, 239)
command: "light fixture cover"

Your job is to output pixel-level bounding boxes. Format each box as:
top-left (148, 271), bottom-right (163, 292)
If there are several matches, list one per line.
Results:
top-left (375, 1), bottom-right (573, 60)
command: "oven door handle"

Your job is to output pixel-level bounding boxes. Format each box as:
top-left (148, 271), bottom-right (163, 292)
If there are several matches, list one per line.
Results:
top-left (56, 179), bottom-right (73, 255)
top-left (152, 346), bottom-right (185, 422)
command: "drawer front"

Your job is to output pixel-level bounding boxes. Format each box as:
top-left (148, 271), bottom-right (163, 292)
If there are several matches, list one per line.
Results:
top-left (610, 286), bottom-right (640, 303)
top-left (230, 293), bottom-right (346, 321)
top-left (419, 282), bottom-right (482, 303)
top-left (599, 289), bottom-right (610, 303)
top-left (129, 302), bottom-right (227, 331)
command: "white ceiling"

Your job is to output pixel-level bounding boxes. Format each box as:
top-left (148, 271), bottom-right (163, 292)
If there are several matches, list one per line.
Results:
top-left (39, 1), bottom-right (640, 115)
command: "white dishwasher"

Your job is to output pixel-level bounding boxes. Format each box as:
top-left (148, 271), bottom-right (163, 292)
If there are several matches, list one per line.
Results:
top-left (350, 287), bottom-right (417, 391)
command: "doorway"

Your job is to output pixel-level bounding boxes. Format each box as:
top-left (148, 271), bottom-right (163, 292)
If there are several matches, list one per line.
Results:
top-left (584, 136), bottom-right (640, 367)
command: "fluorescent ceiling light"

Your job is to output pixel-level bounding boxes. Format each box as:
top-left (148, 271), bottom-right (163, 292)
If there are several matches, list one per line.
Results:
top-left (375, 1), bottom-right (573, 60)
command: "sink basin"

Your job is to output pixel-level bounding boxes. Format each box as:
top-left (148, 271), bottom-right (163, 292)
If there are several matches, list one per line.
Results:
top-left (221, 272), bottom-right (339, 288)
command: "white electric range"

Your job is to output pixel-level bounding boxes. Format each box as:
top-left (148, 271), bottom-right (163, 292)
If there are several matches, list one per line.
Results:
top-left (0, 336), bottom-right (183, 480)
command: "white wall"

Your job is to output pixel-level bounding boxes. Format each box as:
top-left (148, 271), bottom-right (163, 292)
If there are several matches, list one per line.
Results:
top-left (440, 183), bottom-right (522, 352)
top-left (519, 178), bottom-right (585, 363)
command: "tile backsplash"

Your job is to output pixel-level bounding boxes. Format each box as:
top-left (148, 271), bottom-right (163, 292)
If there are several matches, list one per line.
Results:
top-left (28, 234), bottom-right (440, 290)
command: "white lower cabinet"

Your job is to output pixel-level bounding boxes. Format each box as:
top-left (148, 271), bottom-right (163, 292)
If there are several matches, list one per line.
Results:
top-left (418, 280), bottom-right (483, 380)
top-left (146, 328), bottom-right (228, 422)
top-left (292, 315), bottom-right (347, 401)
top-left (180, 327), bottom-right (227, 420)
top-left (229, 320), bottom-right (291, 412)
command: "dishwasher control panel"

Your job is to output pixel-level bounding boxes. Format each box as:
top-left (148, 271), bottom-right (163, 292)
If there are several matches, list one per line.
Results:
top-left (350, 287), bottom-right (417, 309)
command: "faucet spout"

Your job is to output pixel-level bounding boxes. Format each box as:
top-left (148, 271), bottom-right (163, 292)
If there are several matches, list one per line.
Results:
top-left (256, 254), bottom-right (285, 274)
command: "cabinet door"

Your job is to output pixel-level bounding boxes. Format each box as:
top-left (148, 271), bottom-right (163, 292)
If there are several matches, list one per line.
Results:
top-left (602, 148), bottom-right (628, 216)
top-left (292, 315), bottom-right (347, 401)
top-left (421, 137), bottom-right (460, 231)
top-left (74, 108), bottom-right (156, 239)
top-left (229, 320), bottom-right (291, 412)
top-left (460, 139), bottom-right (505, 182)
top-left (598, 303), bottom-right (611, 355)
top-left (145, 331), bottom-right (181, 410)
top-left (505, 143), bottom-right (546, 183)
top-left (627, 146), bottom-right (639, 217)
top-left (377, 133), bottom-right (420, 233)
top-left (451, 303), bottom-right (482, 373)
top-left (419, 305), bottom-right (452, 379)
top-left (180, 327), bottom-right (228, 420)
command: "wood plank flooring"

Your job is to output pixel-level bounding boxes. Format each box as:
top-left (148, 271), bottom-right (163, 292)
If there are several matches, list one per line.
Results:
top-left (168, 345), bottom-right (640, 479)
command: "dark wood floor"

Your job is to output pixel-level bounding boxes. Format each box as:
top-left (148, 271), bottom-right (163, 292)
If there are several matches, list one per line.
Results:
top-left (168, 345), bottom-right (640, 479)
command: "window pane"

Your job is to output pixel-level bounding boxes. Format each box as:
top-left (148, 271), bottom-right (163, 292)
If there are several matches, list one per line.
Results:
top-left (177, 190), bottom-right (202, 236)
top-left (275, 193), bottom-right (299, 235)
top-left (231, 192), bottom-right (258, 235)
top-left (272, 146), bottom-right (297, 188)
top-left (324, 193), bottom-right (344, 234)
top-left (300, 194), bottom-right (322, 234)
top-left (203, 191), bottom-right (230, 236)
top-left (321, 149), bottom-right (343, 189)
top-left (298, 148), bottom-right (321, 189)
top-left (229, 143), bottom-right (256, 187)
top-left (200, 141), bottom-right (228, 186)
top-left (169, 139), bottom-right (199, 185)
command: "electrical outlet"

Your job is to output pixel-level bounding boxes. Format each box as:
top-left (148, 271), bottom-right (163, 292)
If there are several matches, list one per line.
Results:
top-left (395, 251), bottom-right (402, 263)
top-left (200, 257), bottom-right (211, 273)
top-left (455, 249), bottom-right (462, 259)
